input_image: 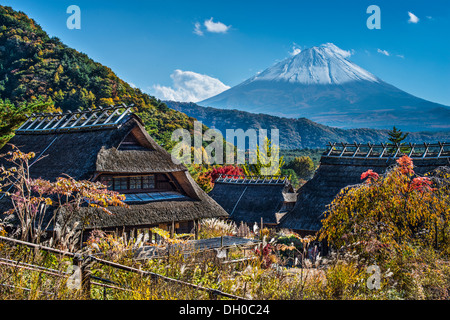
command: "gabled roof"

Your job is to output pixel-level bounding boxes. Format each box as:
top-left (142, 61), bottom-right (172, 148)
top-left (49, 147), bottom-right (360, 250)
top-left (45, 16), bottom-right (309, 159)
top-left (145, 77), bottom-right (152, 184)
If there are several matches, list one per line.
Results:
top-left (0, 106), bottom-right (228, 230)
top-left (1, 106), bottom-right (185, 181)
top-left (209, 176), bottom-right (296, 225)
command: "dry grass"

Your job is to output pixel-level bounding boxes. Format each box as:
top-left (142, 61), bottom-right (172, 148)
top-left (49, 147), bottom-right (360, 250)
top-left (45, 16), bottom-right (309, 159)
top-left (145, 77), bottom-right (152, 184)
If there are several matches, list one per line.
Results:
top-left (2, 223), bottom-right (450, 300)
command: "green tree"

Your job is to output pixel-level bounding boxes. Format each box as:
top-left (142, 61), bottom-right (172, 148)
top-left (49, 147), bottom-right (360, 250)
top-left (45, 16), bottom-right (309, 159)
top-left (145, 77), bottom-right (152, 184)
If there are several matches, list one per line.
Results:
top-left (0, 98), bottom-right (52, 147)
top-left (281, 168), bottom-right (300, 189)
top-left (242, 138), bottom-right (284, 176)
top-left (284, 156), bottom-right (315, 180)
top-left (388, 126), bottom-right (409, 145)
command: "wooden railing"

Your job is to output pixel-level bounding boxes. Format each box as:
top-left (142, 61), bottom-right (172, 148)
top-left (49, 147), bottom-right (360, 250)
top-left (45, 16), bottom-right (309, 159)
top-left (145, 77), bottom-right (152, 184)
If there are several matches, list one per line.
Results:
top-left (0, 235), bottom-right (246, 300)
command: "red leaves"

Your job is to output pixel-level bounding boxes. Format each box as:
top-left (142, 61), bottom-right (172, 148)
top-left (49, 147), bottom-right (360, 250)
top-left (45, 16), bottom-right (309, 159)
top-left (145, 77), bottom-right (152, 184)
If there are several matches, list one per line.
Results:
top-left (195, 165), bottom-right (244, 192)
top-left (410, 176), bottom-right (434, 193)
top-left (209, 165), bottom-right (244, 182)
top-left (254, 243), bottom-right (274, 268)
top-left (394, 155), bottom-right (434, 192)
top-left (396, 155), bottom-right (414, 175)
top-left (360, 155), bottom-right (435, 193)
top-left (361, 169), bottom-right (379, 183)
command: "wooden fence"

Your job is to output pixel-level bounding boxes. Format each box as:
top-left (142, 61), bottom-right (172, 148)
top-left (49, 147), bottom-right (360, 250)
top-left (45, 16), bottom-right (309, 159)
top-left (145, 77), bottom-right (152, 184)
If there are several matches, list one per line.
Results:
top-left (0, 235), bottom-right (247, 300)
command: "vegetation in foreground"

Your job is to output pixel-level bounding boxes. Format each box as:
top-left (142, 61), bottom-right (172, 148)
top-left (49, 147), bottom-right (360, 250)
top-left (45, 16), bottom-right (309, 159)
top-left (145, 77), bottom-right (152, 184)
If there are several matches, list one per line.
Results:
top-left (0, 141), bottom-right (449, 300)
top-left (1, 155), bottom-right (450, 300)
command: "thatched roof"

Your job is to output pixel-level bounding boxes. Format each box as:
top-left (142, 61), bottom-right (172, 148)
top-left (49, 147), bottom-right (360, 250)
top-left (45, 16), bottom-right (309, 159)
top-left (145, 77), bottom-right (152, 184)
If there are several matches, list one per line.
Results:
top-left (0, 108), bottom-right (227, 231)
top-left (279, 153), bottom-right (450, 233)
top-left (0, 114), bottom-right (185, 181)
top-left (209, 177), bottom-right (296, 225)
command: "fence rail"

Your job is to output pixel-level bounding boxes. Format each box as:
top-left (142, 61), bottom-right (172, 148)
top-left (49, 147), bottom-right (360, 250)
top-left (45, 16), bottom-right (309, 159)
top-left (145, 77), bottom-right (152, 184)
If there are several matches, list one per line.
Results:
top-left (325, 142), bottom-right (450, 159)
top-left (0, 235), bottom-right (247, 300)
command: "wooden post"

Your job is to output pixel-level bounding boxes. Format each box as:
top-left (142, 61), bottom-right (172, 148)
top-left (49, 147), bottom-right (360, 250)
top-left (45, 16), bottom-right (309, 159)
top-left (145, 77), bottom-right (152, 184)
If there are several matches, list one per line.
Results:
top-left (171, 220), bottom-right (174, 239)
top-left (260, 217), bottom-right (263, 239)
top-left (194, 219), bottom-right (199, 240)
top-left (73, 254), bottom-right (91, 299)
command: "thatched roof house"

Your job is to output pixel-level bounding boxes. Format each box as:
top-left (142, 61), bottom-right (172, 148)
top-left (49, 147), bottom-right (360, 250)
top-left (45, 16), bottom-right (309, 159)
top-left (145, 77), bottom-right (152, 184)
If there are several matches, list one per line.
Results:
top-left (0, 105), bottom-right (227, 234)
top-left (209, 175), bottom-right (296, 227)
top-left (279, 142), bottom-right (450, 235)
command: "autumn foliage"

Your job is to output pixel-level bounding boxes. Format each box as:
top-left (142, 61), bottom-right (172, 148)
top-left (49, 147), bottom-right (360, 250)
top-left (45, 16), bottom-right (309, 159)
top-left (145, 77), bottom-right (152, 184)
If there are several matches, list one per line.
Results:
top-left (0, 145), bottom-right (127, 245)
top-left (190, 165), bottom-right (244, 192)
top-left (320, 155), bottom-right (450, 260)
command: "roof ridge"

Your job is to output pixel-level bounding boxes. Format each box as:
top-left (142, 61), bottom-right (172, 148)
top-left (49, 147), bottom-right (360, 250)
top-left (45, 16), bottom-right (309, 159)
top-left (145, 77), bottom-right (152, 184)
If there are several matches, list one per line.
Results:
top-left (16, 104), bottom-right (134, 134)
top-left (325, 141), bottom-right (450, 159)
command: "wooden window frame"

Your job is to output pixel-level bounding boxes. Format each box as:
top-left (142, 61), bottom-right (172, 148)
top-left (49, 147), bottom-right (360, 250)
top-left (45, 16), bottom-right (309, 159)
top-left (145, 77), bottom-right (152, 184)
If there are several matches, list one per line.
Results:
top-left (98, 173), bottom-right (179, 194)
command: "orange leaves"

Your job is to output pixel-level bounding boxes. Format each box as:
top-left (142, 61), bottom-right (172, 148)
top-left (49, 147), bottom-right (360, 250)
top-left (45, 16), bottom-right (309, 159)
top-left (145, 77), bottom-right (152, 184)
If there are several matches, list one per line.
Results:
top-left (6, 149), bottom-right (35, 162)
top-left (396, 155), bottom-right (414, 176)
top-left (32, 175), bottom-right (127, 210)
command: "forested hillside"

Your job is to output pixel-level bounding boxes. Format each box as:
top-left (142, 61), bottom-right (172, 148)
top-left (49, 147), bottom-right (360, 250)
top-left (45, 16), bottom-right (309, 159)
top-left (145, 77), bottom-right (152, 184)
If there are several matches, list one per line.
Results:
top-left (0, 5), bottom-right (196, 147)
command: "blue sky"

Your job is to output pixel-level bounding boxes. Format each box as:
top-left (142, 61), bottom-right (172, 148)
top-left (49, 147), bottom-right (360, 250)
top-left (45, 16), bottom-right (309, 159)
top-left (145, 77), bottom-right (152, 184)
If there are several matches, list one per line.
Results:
top-left (3, 0), bottom-right (450, 105)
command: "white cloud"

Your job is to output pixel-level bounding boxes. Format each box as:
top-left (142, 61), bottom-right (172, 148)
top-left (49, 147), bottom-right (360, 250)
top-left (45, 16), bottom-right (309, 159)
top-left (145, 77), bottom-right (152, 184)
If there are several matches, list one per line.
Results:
top-left (396, 54), bottom-right (405, 59)
top-left (204, 18), bottom-right (231, 33)
top-left (129, 82), bottom-right (137, 88)
top-left (290, 44), bottom-right (302, 56)
top-left (321, 43), bottom-right (354, 58)
top-left (377, 48), bottom-right (390, 56)
top-left (193, 22), bottom-right (204, 36)
top-left (193, 18), bottom-right (231, 36)
top-left (408, 12), bottom-right (420, 23)
top-left (153, 69), bottom-right (230, 102)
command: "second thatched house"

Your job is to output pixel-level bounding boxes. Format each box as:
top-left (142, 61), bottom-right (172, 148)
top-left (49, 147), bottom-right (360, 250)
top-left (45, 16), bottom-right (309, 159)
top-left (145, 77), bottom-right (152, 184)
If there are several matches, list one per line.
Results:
top-left (0, 105), bottom-right (227, 236)
top-left (279, 142), bottom-right (450, 235)
top-left (209, 175), bottom-right (297, 227)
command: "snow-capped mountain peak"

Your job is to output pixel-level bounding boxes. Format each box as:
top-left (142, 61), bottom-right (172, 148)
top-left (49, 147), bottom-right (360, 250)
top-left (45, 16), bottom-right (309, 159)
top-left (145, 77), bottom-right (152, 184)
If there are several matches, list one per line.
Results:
top-left (249, 43), bottom-right (379, 85)
top-left (199, 42), bottom-right (450, 131)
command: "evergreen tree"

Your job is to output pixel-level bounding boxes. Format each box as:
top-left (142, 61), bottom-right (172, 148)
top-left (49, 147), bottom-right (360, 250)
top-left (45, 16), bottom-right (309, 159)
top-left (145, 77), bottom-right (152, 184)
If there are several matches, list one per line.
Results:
top-left (388, 126), bottom-right (409, 145)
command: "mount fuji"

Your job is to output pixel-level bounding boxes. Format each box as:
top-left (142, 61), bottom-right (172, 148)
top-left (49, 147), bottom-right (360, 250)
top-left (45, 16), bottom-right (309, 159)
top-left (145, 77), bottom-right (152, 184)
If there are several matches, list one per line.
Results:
top-left (199, 43), bottom-right (450, 131)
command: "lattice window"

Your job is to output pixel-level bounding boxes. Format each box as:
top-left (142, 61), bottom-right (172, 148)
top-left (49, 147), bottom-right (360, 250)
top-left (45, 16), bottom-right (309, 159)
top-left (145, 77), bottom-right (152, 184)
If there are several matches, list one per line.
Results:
top-left (100, 175), bottom-right (158, 192)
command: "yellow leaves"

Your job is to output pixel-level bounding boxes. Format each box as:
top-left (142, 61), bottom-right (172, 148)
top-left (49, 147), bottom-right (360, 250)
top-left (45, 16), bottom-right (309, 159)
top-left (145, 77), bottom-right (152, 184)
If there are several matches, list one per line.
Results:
top-left (6, 149), bottom-right (35, 162)
top-left (278, 243), bottom-right (296, 251)
top-left (150, 227), bottom-right (187, 244)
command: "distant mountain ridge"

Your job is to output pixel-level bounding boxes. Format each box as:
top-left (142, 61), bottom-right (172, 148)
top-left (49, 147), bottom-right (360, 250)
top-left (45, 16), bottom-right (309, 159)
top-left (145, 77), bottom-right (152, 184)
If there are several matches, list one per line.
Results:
top-left (166, 101), bottom-right (450, 149)
top-left (199, 43), bottom-right (450, 132)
